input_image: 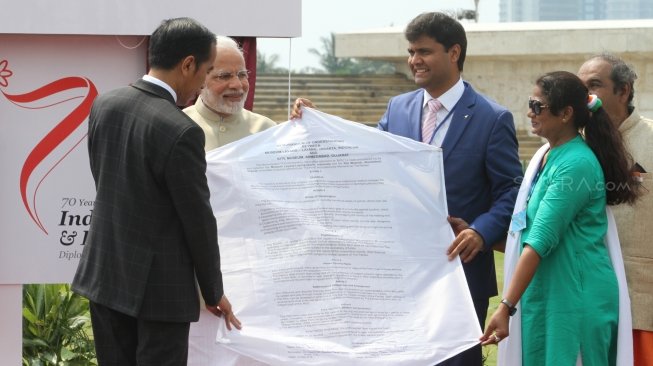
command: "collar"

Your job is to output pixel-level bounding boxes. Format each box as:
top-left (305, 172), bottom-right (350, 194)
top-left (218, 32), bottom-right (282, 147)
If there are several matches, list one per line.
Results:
top-left (422, 78), bottom-right (465, 111)
top-left (142, 75), bottom-right (177, 103)
top-left (619, 109), bottom-right (641, 135)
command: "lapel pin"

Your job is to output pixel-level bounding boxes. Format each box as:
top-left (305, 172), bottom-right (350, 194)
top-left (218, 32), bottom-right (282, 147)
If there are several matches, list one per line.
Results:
top-left (464, 115), bottom-right (469, 119)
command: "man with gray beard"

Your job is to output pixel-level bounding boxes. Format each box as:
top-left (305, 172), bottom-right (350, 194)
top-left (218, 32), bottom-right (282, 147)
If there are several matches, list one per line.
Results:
top-left (184, 35), bottom-right (276, 151)
top-left (578, 53), bottom-right (653, 365)
top-left (185, 35), bottom-right (274, 366)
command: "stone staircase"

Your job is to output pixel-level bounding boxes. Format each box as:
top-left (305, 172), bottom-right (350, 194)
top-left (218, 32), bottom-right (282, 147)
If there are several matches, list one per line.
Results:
top-left (252, 73), bottom-right (417, 125)
top-left (252, 73), bottom-right (543, 165)
top-left (517, 129), bottom-right (544, 167)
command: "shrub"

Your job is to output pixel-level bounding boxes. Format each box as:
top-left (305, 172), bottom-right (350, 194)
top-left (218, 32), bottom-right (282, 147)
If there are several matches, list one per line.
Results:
top-left (22, 284), bottom-right (96, 365)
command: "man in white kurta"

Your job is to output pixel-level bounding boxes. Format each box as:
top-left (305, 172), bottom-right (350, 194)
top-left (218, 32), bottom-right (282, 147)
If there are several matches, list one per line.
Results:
top-left (185, 99), bottom-right (276, 151)
top-left (184, 35), bottom-right (276, 152)
top-left (579, 54), bottom-right (653, 365)
top-left (184, 35), bottom-right (276, 366)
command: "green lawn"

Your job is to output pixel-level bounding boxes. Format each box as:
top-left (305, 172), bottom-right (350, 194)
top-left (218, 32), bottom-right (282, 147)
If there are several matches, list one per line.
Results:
top-left (484, 251), bottom-right (505, 366)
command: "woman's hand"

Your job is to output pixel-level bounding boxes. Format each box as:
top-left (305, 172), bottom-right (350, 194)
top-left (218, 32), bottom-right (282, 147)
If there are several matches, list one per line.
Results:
top-left (480, 305), bottom-right (510, 346)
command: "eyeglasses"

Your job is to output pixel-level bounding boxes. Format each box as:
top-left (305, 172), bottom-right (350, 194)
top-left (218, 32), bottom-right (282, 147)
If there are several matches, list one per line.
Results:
top-left (215, 70), bottom-right (250, 82)
top-left (528, 98), bottom-right (548, 116)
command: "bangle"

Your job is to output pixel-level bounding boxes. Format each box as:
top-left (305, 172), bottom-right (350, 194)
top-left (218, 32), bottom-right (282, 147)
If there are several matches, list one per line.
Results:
top-left (501, 298), bottom-right (517, 316)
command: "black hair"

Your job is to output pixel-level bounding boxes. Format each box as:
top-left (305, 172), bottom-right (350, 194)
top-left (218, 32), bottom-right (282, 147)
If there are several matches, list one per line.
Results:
top-left (148, 17), bottom-right (216, 70)
top-left (536, 71), bottom-right (640, 205)
top-left (404, 12), bottom-right (467, 71)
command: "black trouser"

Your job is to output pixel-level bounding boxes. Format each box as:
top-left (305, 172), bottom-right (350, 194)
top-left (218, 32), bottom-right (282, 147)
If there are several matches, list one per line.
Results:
top-left (90, 301), bottom-right (191, 366)
top-left (435, 297), bottom-right (489, 366)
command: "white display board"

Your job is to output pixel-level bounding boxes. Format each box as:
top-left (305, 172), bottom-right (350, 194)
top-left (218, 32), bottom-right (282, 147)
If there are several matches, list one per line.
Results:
top-left (1, 0), bottom-right (301, 37)
top-left (0, 34), bottom-right (148, 365)
top-left (0, 35), bottom-right (148, 283)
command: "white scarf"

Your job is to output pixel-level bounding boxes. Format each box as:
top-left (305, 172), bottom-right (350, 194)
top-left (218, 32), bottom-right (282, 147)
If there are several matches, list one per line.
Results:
top-left (498, 144), bottom-right (633, 366)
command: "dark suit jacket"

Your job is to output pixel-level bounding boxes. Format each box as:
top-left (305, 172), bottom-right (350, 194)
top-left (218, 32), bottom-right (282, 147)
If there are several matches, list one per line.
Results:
top-left (378, 82), bottom-right (522, 299)
top-left (72, 79), bottom-right (223, 322)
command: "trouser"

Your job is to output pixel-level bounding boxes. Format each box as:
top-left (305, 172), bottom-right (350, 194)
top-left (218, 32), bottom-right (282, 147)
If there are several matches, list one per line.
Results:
top-left (90, 301), bottom-right (191, 366)
top-left (633, 329), bottom-right (653, 366)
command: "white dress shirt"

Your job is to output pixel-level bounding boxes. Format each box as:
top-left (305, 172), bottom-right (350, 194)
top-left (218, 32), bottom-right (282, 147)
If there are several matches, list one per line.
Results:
top-left (142, 74), bottom-right (177, 103)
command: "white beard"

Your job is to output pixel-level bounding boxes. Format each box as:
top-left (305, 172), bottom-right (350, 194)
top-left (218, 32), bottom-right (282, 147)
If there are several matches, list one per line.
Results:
top-left (212, 98), bottom-right (245, 115)
top-left (202, 93), bottom-right (246, 115)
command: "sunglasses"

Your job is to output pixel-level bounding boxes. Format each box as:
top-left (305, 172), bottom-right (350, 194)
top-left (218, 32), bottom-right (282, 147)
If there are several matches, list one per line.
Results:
top-left (528, 98), bottom-right (549, 116)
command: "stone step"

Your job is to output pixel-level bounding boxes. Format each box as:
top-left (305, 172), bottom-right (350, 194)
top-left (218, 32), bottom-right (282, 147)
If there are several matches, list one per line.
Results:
top-left (256, 76), bottom-right (415, 84)
top-left (257, 74), bottom-right (414, 82)
top-left (254, 85), bottom-right (416, 95)
top-left (255, 91), bottom-right (406, 100)
top-left (255, 100), bottom-right (390, 109)
top-left (254, 73), bottom-right (541, 166)
top-left (262, 112), bottom-right (385, 124)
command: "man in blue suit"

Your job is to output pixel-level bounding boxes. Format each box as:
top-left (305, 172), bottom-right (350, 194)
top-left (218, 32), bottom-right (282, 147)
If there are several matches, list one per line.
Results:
top-left (379, 12), bottom-right (522, 365)
top-left (293, 12), bottom-right (521, 365)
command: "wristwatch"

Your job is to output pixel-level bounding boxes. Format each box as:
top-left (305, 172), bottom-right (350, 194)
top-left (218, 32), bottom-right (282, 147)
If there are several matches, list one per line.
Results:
top-left (500, 298), bottom-right (517, 316)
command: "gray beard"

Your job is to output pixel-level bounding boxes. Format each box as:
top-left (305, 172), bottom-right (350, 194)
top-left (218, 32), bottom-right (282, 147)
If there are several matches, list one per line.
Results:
top-left (202, 94), bottom-right (245, 116)
top-left (212, 99), bottom-right (244, 115)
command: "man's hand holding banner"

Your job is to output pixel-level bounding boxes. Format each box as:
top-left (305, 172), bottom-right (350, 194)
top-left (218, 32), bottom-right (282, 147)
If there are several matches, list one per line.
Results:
top-left (189, 108), bottom-right (481, 366)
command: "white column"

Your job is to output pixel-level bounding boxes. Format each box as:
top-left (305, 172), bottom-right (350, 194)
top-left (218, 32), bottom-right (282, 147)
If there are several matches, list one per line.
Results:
top-left (0, 285), bottom-right (23, 365)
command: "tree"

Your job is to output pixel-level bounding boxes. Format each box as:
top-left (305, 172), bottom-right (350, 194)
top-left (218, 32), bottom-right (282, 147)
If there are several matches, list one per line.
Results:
top-left (351, 58), bottom-right (396, 75)
top-left (309, 34), bottom-right (357, 74)
top-left (308, 33), bottom-right (395, 75)
top-left (256, 51), bottom-right (288, 74)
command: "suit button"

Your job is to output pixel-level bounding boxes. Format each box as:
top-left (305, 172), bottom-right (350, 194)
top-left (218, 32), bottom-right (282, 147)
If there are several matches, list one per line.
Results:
top-left (219, 126), bottom-right (227, 132)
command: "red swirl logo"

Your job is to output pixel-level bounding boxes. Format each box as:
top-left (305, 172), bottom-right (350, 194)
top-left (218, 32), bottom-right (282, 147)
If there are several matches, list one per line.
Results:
top-left (1, 59), bottom-right (98, 234)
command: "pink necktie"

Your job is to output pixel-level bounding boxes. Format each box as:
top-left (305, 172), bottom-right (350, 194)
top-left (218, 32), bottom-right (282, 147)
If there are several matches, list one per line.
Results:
top-left (422, 99), bottom-right (443, 143)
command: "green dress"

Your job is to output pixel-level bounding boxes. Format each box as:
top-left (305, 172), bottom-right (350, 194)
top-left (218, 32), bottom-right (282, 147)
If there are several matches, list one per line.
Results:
top-left (521, 135), bottom-right (618, 366)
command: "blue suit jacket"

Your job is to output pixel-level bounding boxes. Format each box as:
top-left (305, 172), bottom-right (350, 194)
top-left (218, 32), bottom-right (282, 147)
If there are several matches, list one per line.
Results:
top-left (378, 82), bottom-right (522, 299)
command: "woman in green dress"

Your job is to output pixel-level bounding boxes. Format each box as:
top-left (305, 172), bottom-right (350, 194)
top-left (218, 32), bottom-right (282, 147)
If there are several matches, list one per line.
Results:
top-left (481, 71), bottom-right (640, 365)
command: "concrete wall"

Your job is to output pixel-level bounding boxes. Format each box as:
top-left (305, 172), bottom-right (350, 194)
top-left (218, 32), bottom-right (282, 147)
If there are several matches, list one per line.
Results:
top-left (335, 20), bottom-right (653, 131)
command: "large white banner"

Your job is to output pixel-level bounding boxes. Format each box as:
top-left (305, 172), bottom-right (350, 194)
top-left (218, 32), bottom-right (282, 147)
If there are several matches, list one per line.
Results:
top-left (0, 35), bottom-right (147, 283)
top-left (190, 109), bottom-right (481, 365)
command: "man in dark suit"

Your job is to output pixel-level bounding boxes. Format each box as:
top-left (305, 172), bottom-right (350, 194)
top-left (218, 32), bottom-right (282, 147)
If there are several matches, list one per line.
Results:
top-left (378, 12), bottom-right (522, 365)
top-left (72, 18), bottom-right (241, 366)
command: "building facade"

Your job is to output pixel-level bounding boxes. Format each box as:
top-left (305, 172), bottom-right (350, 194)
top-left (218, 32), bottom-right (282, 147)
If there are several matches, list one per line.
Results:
top-left (335, 20), bottom-right (653, 131)
top-left (500, 0), bottom-right (653, 22)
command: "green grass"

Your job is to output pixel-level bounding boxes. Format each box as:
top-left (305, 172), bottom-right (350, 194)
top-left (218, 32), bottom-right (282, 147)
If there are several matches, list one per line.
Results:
top-left (484, 251), bottom-right (505, 366)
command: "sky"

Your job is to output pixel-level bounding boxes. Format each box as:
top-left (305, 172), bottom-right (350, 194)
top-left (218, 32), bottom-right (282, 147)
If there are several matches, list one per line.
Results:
top-left (257, 0), bottom-right (500, 71)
